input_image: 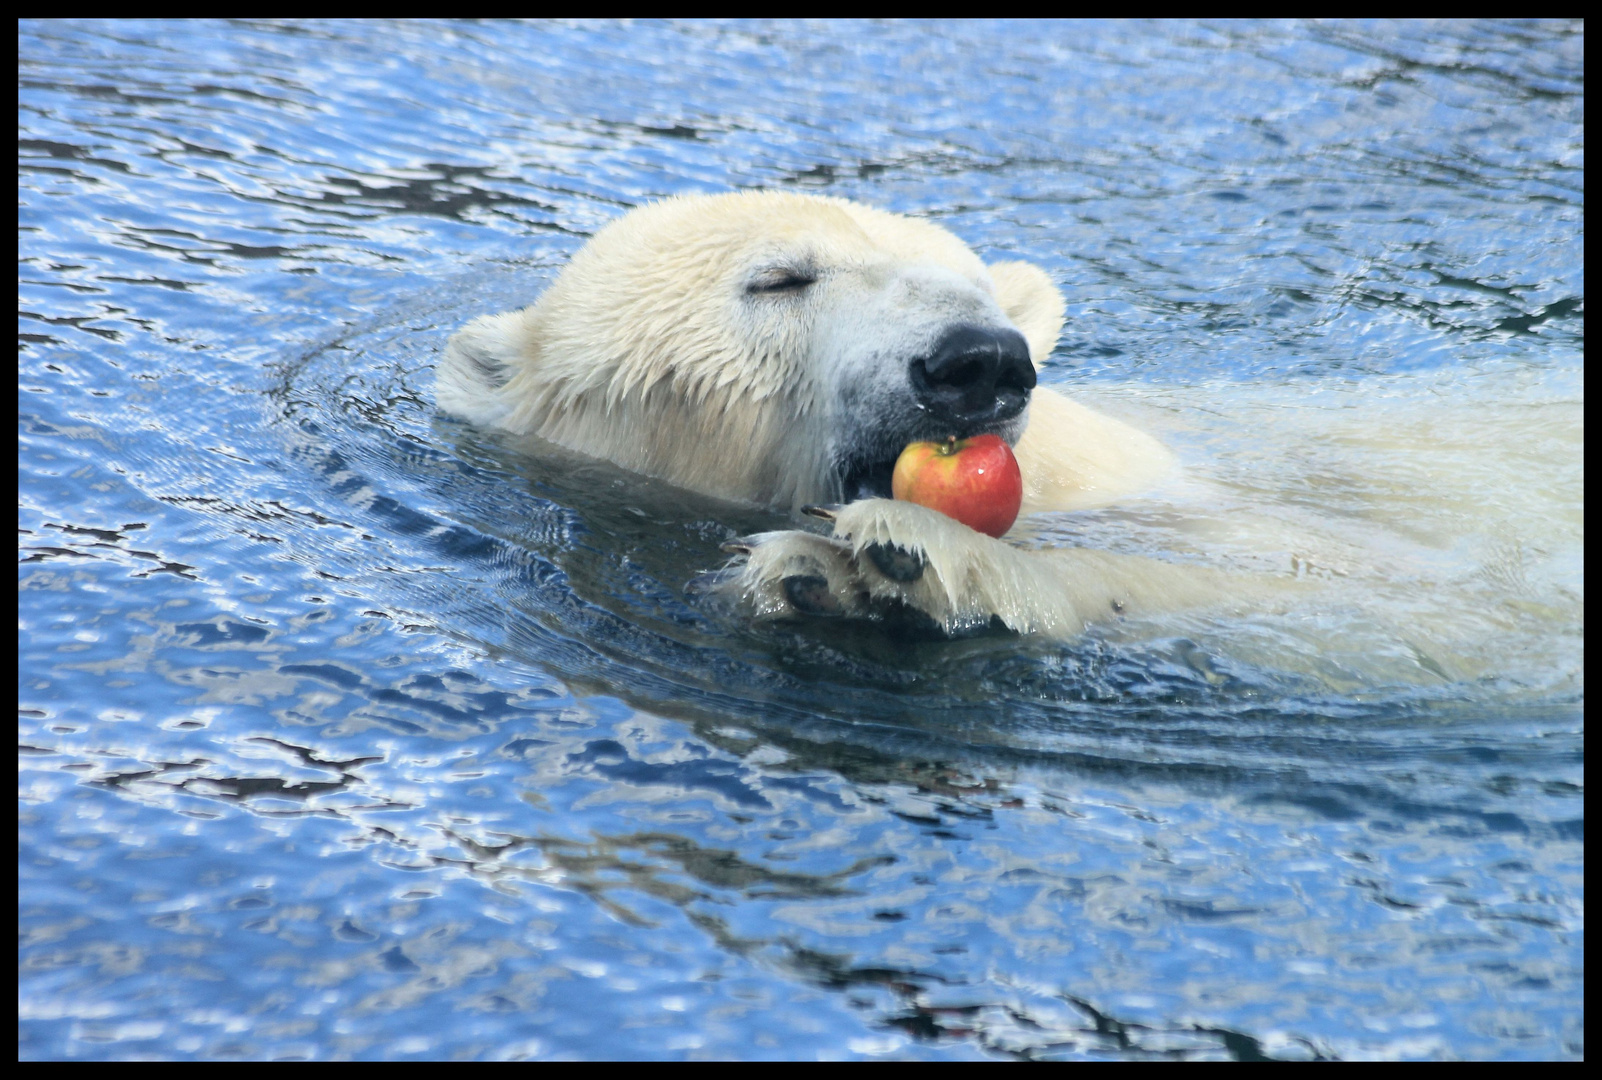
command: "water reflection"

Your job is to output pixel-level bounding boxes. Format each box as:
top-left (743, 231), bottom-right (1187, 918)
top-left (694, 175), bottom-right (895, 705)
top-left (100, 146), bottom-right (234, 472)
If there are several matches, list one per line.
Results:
top-left (20, 18), bottom-right (1583, 1061)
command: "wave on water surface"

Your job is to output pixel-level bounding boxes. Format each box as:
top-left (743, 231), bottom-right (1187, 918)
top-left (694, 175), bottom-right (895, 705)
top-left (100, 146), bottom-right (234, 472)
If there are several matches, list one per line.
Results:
top-left (19, 18), bottom-right (1583, 1061)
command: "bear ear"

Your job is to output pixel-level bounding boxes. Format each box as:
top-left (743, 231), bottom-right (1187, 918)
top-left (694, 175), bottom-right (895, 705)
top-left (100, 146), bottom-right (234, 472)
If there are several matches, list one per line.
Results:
top-left (989, 261), bottom-right (1065, 367)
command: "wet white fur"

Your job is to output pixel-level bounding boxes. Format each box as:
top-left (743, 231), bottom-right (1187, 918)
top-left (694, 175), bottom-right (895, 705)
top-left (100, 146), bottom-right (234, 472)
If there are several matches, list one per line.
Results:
top-left (438, 191), bottom-right (1243, 637)
top-left (438, 191), bottom-right (1170, 512)
top-left (730, 499), bottom-right (1278, 636)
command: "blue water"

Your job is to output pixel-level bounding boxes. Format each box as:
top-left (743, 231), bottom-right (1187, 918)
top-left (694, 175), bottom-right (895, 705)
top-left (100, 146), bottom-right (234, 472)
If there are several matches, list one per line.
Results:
top-left (18, 20), bottom-right (1583, 1060)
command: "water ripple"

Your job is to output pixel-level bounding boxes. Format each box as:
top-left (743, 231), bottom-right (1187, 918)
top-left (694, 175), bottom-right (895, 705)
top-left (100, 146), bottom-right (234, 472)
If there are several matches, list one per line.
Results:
top-left (19, 19), bottom-right (1583, 1060)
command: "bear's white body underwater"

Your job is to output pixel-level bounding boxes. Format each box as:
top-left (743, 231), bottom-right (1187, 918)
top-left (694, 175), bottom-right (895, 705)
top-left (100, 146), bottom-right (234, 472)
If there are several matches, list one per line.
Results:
top-left (435, 191), bottom-right (1581, 684)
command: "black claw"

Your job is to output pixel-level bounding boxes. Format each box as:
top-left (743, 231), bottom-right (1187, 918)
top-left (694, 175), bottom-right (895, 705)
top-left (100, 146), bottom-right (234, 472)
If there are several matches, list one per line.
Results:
top-left (801, 504), bottom-right (841, 522)
top-left (720, 540), bottom-right (755, 555)
top-left (865, 542), bottom-right (926, 583)
top-left (783, 574), bottom-right (844, 616)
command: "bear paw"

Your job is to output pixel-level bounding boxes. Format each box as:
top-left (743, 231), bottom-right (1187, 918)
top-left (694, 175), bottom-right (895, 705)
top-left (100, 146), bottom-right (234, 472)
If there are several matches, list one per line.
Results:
top-left (695, 528), bottom-right (871, 621)
top-left (705, 499), bottom-right (1040, 637)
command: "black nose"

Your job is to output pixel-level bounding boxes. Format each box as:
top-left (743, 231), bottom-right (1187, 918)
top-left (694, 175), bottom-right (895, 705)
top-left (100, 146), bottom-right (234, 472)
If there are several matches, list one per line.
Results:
top-left (910, 324), bottom-right (1036, 429)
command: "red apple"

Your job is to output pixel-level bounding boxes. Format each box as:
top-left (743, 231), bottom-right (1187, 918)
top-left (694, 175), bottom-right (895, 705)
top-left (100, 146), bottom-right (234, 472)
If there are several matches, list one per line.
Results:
top-left (890, 434), bottom-right (1022, 538)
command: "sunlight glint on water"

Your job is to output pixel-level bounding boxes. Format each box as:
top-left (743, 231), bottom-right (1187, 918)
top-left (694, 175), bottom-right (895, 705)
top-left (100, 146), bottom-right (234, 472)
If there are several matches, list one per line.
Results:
top-left (19, 19), bottom-right (1583, 1061)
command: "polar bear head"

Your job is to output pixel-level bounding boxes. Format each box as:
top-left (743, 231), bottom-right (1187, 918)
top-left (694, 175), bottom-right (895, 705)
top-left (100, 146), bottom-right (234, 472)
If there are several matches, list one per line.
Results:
top-left (438, 191), bottom-right (1066, 509)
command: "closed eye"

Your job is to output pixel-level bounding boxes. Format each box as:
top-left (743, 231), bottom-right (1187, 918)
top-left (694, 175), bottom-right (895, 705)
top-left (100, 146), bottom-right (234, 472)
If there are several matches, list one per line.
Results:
top-left (747, 268), bottom-right (817, 294)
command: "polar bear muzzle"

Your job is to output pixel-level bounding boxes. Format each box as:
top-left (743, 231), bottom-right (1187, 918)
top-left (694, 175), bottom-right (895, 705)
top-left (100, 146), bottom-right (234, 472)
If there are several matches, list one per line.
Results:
top-left (833, 323), bottom-right (1036, 502)
top-left (910, 324), bottom-right (1036, 431)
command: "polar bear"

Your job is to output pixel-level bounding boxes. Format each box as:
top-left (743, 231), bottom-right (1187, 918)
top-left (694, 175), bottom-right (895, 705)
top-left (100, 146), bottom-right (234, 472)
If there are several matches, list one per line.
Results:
top-left (437, 191), bottom-right (1266, 637)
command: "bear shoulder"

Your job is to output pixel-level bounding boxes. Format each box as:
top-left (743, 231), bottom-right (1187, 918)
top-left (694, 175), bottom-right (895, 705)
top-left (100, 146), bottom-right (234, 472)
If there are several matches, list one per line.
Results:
top-left (1015, 387), bottom-right (1174, 514)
